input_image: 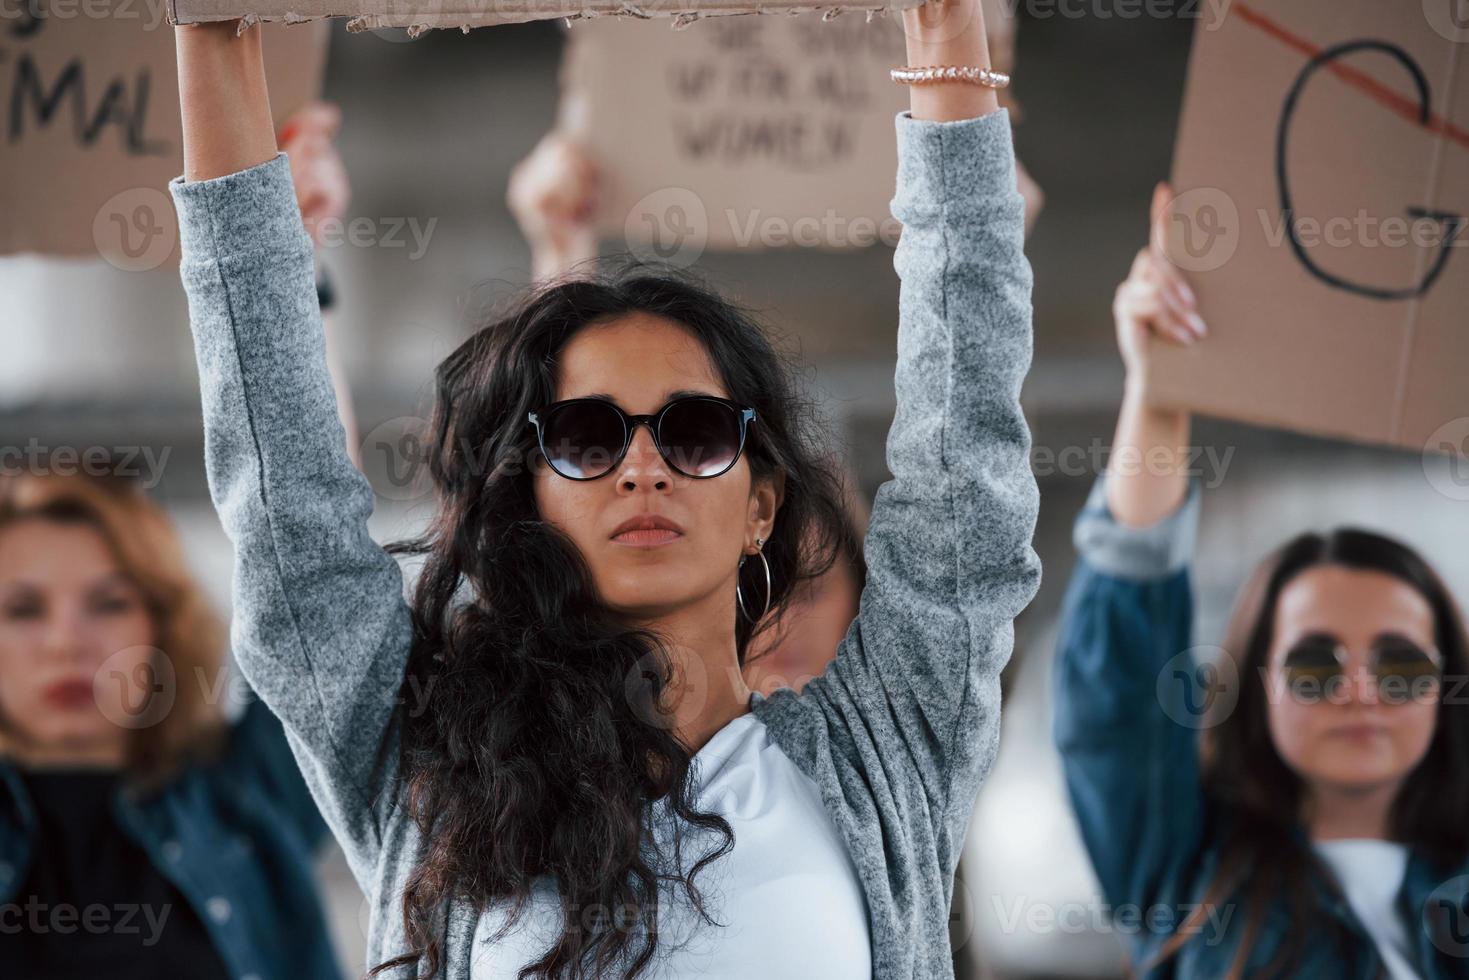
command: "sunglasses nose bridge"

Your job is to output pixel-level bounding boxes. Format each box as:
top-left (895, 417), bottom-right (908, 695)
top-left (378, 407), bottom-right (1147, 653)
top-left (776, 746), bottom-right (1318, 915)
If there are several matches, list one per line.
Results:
top-left (627, 416), bottom-right (659, 450)
top-left (616, 416), bottom-right (673, 477)
top-left (1351, 663), bottom-right (1382, 705)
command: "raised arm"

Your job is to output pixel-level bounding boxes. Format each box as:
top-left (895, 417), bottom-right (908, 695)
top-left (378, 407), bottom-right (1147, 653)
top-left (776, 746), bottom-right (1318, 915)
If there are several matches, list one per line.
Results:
top-left (170, 22), bottom-right (413, 886)
top-left (506, 129), bottom-right (600, 282)
top-left (1106, 182), bottom-right (1204, 527)
top-left (759, 0), bottom-right (1039, 868)
top-left (1054, 475), bottom-right (1209, 925)
top-left (1054, 193), bottom-right (1213, 923)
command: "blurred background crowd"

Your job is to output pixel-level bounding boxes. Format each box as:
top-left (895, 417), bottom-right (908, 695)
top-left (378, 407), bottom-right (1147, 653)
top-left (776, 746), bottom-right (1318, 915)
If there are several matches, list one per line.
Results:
top-left (4, 3), bottom-right (1468, 978)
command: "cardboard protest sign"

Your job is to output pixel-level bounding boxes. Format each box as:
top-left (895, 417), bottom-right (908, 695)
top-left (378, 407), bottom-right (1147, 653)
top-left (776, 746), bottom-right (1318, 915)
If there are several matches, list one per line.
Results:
top-left (168, 0), bottom-right (924, 33)
top-left (557, 0), bottom-right (1017, 261)
top-left (559, 13), bottom-right (912, 261)
top-left (1, 13), bottom-right (328, 269)
top-left (1146, 1), bottom-right (1469, 455)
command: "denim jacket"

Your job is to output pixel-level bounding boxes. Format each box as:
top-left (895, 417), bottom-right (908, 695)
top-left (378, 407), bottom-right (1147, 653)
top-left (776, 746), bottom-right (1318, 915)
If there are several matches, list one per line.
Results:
top-left (1052, 475), bottom-right (1469, 978)
top-left (0, 696), bottom-right (340, 980)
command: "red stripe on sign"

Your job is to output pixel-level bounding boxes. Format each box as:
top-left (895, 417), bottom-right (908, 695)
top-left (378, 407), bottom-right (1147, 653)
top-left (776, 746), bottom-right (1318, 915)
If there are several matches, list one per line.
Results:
top-left (1234, 1), bottom-right (1469, 152)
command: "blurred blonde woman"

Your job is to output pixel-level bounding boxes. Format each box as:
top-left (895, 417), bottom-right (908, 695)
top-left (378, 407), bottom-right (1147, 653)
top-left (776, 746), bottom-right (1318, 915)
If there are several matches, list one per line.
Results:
top-left (0, 469), bottom-right (339, 980)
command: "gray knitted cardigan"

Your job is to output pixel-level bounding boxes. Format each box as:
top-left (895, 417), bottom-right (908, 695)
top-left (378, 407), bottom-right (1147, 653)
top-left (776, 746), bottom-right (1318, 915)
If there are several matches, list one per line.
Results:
top-left (169, 105), bottom-right (1040, 979)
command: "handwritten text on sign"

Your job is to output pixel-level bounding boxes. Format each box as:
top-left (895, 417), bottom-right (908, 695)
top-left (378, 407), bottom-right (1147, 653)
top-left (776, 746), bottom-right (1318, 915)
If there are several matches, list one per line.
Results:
top-left (565, 14), bottom-right (909, 253)
top-left (1, 8), bottom-right (325, 262)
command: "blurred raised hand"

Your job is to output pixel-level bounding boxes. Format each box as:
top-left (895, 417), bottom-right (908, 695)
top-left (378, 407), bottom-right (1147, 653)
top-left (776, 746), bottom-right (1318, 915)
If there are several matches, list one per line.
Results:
top-left (279, 100), bottom-right (351, 247)
top-left (1105, 182), bottom-right (1208, 528)
top-left (1114, 181), bottom-right (1207, 377)
top-left (279, 98), bottom-right (358, 463)
top-left (507, 131), bottom-right (600, 282)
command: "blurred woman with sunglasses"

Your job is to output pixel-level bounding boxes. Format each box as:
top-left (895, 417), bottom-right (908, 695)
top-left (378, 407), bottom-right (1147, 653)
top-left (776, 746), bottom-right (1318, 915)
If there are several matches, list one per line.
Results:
top-left (1053, 184), bottom-right (1469, 979)
top-left (0, 104), bottom-right (352, 980)
top-left (169, 0), bottom-right (1040, 974)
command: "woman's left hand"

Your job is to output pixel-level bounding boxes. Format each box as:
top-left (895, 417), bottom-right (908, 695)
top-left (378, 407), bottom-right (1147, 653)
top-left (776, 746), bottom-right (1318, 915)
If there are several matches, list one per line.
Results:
top-left (900, 0), bottom-right (998, 122)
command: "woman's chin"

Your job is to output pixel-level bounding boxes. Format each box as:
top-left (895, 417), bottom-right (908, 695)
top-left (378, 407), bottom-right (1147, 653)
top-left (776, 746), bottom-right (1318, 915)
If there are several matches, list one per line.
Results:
top-left (1299, 754), bottom-right (1411, 794)
top-left (598, 578), bottom-right (703, 621)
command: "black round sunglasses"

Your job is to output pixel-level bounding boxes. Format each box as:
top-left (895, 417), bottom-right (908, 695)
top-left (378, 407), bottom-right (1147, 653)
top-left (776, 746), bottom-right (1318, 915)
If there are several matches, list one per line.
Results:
top-left (527, 395), bottom-right (757, 481)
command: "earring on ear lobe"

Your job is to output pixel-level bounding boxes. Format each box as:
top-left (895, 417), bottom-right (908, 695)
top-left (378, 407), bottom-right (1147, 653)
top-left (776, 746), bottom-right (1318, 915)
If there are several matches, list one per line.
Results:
top-left (736, 536), bottom-right (771, 623)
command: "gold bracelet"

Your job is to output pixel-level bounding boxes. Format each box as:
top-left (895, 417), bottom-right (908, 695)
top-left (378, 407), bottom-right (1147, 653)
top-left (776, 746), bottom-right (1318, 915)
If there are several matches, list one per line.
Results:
top-left (889, 65), bottom-right (1010, 88)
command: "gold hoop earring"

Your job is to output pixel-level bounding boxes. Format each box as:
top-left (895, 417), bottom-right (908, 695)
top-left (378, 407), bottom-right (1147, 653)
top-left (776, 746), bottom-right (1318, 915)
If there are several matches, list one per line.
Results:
top-left (737, 536), bottom-right (772, 623)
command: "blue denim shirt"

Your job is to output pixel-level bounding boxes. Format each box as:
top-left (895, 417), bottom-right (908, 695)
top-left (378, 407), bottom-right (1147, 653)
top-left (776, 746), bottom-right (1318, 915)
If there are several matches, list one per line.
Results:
top-left (0, 696), bottom-right (340, 980)
top-left (1053, 475), bottom-right (1469, 978)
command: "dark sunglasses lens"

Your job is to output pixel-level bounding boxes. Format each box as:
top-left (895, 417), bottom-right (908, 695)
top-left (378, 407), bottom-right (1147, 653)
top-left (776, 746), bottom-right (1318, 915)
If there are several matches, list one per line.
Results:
top-left (1282, 637), bottom-right (1344, 701)
top-left (541, 402), bottom-right (625, 479)
top-left (1374, 638), bottom-right (1441, 704)
top-left (661, 400), bottom-right (743, 477)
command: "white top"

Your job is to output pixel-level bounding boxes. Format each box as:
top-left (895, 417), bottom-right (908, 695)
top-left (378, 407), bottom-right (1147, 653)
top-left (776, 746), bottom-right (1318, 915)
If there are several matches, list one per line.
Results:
top-left (470, 711), bottom-right (872, 979)
top-left (1312, 839), bottom-right (1423, 980)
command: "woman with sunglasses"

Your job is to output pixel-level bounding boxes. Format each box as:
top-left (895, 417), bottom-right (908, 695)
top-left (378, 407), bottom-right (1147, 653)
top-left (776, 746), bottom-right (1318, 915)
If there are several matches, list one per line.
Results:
top-left (170, 0), bottom-right (1038, 974)
top-left (1052, 184), bottom-right (1469, 979)
top-left (505, 131), bottom-right (874, 699)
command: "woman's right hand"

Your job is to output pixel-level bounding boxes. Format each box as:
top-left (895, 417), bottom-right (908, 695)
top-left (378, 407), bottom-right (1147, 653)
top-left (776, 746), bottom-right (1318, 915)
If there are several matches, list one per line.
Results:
top-left (1114, 181), bottom-right (1208, 381)
top-left (175, 20), bottom-right (276, 182)
top-left (506, 131), bottom-right (599, 281)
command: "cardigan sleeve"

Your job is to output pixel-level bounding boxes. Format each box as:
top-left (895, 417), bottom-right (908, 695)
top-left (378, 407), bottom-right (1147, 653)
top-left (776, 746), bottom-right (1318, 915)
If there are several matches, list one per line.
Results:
top-left (759, 107), bottom-right (1041, 865)
top-left (169, 153), bottom-right (413, 889)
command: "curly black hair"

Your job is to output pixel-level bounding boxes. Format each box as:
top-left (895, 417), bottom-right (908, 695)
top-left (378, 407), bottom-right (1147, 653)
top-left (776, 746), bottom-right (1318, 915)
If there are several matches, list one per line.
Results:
top-left (370, 263), bottom-right (860, 979)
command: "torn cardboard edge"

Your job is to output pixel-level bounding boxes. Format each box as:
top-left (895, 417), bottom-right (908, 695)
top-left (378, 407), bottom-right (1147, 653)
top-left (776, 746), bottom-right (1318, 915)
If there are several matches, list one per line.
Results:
top-left (169, 0), bottom-right (925, 31)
